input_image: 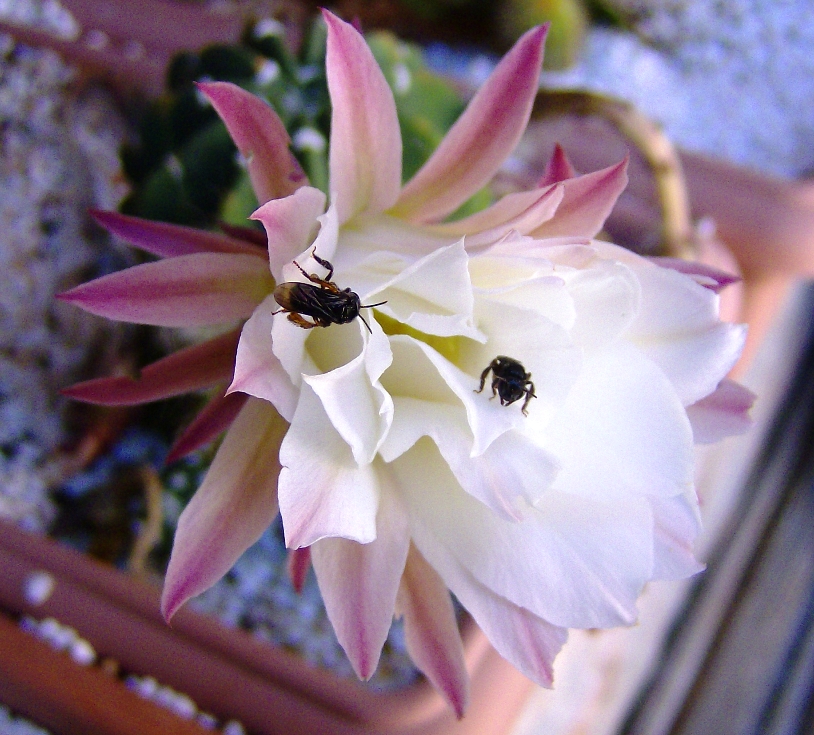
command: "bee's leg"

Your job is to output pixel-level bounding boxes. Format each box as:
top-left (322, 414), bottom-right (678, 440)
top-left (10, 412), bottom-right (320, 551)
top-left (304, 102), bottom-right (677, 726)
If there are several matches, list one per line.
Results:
top-left (521, 383), bottom-right (536, 416)
top-left (475, 365), bottom-right (492, 394)
top-left (287, 312), bottom-right (319, 329)
top-left (292, 259), bottom-right (327, 287)
top-left (310, 249), bottom-right (335, 281)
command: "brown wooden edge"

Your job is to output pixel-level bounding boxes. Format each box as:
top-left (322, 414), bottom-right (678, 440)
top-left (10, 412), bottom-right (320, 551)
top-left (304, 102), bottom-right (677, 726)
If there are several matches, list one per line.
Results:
top-left (0, 521), bottom-right (533, 735)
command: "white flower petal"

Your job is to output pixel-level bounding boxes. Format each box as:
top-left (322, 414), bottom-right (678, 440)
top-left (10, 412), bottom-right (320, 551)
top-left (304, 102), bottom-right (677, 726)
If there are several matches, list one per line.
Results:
top-left (230, 296), bottom-right (298, 421)
top-left (649, 491), bottom-right (705, 580)
top-left (304, 317), bottom-right (393, 465)
top-left (396, 440), bottom-right (653, 629)
top-left (541, 343), bottom-right (695, 501)
top-left (278, 383), bottom-right (379, 547)
top-left (373, 241), bottom-right (483, 339)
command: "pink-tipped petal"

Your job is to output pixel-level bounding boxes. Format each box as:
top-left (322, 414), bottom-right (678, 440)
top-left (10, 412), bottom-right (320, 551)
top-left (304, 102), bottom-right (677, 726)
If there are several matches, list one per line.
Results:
top-left (686, 378), bottom-right (756, 443)
top-left (59, 253), bottom-right (273, 327)
top-left (391, 25), bottom-right (548, 224)
top-left (310, 482), bottom-right (410, 680)
top-left (161, 398), bottom-right (287, 620)
top-left (323, 11), bottom-right (402, 223)
top-left (287, 547), bottom-right (311, 593)
top-left (198, 81), bottom-right (306, 204)
top-left (649, 256), bottom-right (741, 293)
top-left (529, 159), bottom-right (629, 239)
top-left (396, 545), bottom-right (469, 718)
top-left (63, 329), bottom-right (240, 406)
top-left (166, 390), bottom-right (249, 464)
top-left (537, 143), bottom-right (577, 186)
top-left (251, 186), bottom-right (326, 282)
top-left (427, 184), bottom-right (562, 243)
top-left (90, 210), bottom-right (266, 258)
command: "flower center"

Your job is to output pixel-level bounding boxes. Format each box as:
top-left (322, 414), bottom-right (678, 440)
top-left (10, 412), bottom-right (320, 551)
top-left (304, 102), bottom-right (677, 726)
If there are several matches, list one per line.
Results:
top-left (374, 311), bottom-right (464, 364)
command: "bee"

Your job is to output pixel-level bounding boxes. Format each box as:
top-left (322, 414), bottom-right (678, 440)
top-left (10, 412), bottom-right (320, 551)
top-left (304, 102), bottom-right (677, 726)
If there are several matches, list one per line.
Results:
top-left (273, 249), bottom-right (386, 333)
top-left (475, 356), bottom-right (537, 416)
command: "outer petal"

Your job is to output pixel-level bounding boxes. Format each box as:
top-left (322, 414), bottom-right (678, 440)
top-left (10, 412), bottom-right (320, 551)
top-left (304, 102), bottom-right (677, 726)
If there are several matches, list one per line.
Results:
top-left (425, 185), bottom-right (562, 242)
top-left (278, 383), bottom-right (380, 548)
top-left (230, 297), bottom-right (299, 422)
top-left (444, 561), bottom-right (567, 688)
top-left (685, 378), bottom-right (755, 443)
top-left (323, 11), bottom-right (402, 223)
top-left (396, 441), bottom-right (653, 629)
top-left (198, 81), bottom-right (306, 204)
top-left (391, 25), bottom-right (548, 224)
top-left (166, 390), bottom-right (248, 464)
top-left (161, 398), bottom-right (286, 620)
top-left (649, 256), bottom-right (741, 293)
top-left (529, 159), bottom-right (628, 240)
top-left (622, 257), bottom-right (747, 405)
top-left (396, 545), bottom-right (469, 717)
top-left (649, 491), bottom-right (704, 580)
top-left (443, 188), bottom-right (566, 251)
top-left (59, 253), bottom-right (273, 327)
top-left (91, 210), bottom-right (266, 258)
top-left (537, 143), bottom-right (576, 186)
top-left (251, 186), bottom-right (326, 282)
top-left (63, 329), bottom-right (240, 406)
top-left (311, 479), bottom-right (410, 679)
top-left (287, 547), bottom-right (311, 593)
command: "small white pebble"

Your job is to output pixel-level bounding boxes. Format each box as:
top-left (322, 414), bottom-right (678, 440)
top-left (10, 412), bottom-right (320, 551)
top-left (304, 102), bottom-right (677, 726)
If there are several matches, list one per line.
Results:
top-left (49, 624), bottom-right (78, 651)
top-left (393, 63), bottom-right (411, 95)
top-left (255, 59), bottom-right (281, 86)
top-left (37, 617), bottom-right (61, 645)
top-left (292, 127), bottom-right (325, 154)
top-left (69, 638), bottom-right (96, 666)
top-left (222, 720), bottom-right (246, 735)
top-left (153, 684), bottom-right (178, 709)
top-left (169, 693), bottom-right (197, 720)
top-left (23, 571), bottom-right (55, 605)
top-left (196, 712), bottom-right (219, 730)
top-left (135, 676), bottom-right (159, 699)
top-left (253, 18), bottom-right (285, 38)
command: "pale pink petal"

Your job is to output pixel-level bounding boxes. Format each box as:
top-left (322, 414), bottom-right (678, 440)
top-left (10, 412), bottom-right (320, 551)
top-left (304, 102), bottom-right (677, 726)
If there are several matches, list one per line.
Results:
top-left (198, 81), bottom-right (306, 204)
top-left (649, 492), bottom-right (704, 580)
top-left (311, 482), bottom-right (410, 679)
top-left (685, 378), bottom-right (755, 443)
top-left (447, 564), bottom-right (567, 688)
top-left (649, 256), bottom-right (741, 293)
top-left (277, 384), bottom-right (380, 548)
top-left (62, 329), bottom-right (240, 406)
top-left (427, 185), bottom-right (560, 237)
top-left (391, 25), bottom-right (548, 224)
top-left (251, 186), bottom-right (326, 282)
top-left (91, 210), bottom-right (266, 258)
top-left (537, 143), bottom-right (576, 186)
top-left (429, 185), bottom-right (565, 250)
top-left (323, 10), bottom-right (402, 223)
top-left (166, 390), bottom-right (248, 464)
top-left (162, 398), bottom-right (286, 620)
top-left (395, 545), bottom-right (469, 717)
top-left (230, 297), bottom-right (299, 422)
top-left (287, 547), bottom-right (311, 593)
top-left (529, 159), bottom-right (628, 239)
top-left (59, 253), bottom-right (273, 327)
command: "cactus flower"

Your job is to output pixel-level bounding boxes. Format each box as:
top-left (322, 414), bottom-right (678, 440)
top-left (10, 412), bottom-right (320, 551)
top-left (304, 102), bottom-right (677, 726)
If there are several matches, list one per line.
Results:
top-left (61, 11), bottom-right (752, 716)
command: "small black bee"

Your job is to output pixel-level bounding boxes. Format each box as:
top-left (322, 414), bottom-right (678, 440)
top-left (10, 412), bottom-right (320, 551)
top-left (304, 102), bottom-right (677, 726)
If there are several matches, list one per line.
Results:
top-left (476, 356), bottom-right (537, 416)
top-left (273, 249), bottom-right (386, 333)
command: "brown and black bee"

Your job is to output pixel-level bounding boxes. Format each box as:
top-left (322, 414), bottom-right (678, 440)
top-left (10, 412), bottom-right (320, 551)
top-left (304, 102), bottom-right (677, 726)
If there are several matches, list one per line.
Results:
top-left (273, 249), bottom-right (386, 333)
top-left (475, 356), bottom-right (537, 416)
